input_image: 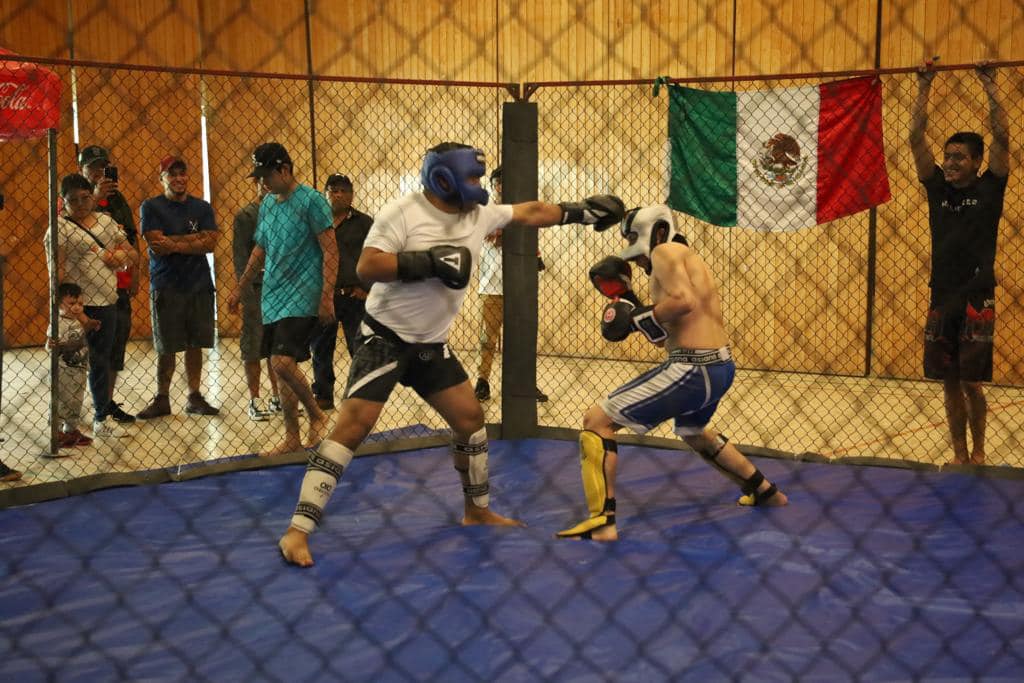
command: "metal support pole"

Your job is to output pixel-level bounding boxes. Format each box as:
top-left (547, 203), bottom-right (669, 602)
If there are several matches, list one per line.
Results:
top-left (48, 128), bottom-right (59, 456)
top-left (499, 102), bottom-right (539, 438)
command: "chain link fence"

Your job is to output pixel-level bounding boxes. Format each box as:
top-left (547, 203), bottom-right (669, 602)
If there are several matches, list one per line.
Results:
top-left (0, 57), bottom-right (508, 487)
top-left (2, 50), bottom-right (1023, 680)
top-left (534, 69), bottom-right (1023, 467)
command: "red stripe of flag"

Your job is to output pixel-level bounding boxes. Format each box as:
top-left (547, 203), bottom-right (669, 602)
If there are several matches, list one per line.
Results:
top-left (816, 76), bottom-right (891, 224)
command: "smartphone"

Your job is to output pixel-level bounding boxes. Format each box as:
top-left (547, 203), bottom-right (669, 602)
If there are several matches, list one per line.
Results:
top-left (104, 165), bottom-right (119, 183)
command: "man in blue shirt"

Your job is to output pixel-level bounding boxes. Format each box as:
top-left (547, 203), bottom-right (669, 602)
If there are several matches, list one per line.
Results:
top-left (228, 143), bottom-right (338, 457)
top-left (137, 156), bottom-right (221, 419)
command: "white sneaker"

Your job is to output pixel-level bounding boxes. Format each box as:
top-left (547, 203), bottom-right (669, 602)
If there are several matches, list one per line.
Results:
top-left (248, 398), bottom-right (271, 422)
top-left (93, 416), bottom-right (129, 438)
top-left (267, 396), bottom-right (302, 416)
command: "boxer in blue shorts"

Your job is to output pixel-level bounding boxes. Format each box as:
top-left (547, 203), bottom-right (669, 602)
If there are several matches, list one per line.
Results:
top-left (557, 205), bottom-right (788, 542)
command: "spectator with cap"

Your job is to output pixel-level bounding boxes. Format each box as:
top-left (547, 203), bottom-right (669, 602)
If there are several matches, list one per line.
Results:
top-left (308, 173), bottom-right (374, 410)
top-left (232, 176), bottom-right (280, 421)
top-left (77, 145), bottom-right (140, 424)
top-left (228, 142), bottom-right (337, 457)
top-left (473, 166), bottom-right (548, 403)
top-left (137, 155), bottom-right (221, 419)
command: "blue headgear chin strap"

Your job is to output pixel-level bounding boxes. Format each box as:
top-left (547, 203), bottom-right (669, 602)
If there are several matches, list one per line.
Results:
top-left (421, 147), bottom-right (489, 206)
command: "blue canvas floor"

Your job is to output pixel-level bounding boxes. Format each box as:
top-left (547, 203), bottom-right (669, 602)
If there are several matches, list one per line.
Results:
top-left (2, 439), bottom-right (1023, 682)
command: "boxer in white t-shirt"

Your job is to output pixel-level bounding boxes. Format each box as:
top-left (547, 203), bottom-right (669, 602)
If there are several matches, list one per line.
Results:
top-left (279, 141), bottom-right (624, 567)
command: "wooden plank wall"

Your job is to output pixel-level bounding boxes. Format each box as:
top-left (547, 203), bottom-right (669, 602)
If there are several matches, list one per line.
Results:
top-left (0, 0), bottom-right (1021, 383)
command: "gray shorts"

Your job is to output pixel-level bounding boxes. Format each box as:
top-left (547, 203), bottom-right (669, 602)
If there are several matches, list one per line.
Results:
top-left (151, 288), bottom-right (215, 355)
top-left (239, 284), bottom-right (265, 362)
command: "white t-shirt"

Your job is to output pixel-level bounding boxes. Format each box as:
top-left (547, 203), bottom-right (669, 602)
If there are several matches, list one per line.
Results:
top-left (477, 238), bottom-right (502, 296)
top-left (44, 213), bottom-right (123, 307)
top-left (364, 193), bottom-right (514, 343)
top-left (54, 315), bottom-right (88, 369)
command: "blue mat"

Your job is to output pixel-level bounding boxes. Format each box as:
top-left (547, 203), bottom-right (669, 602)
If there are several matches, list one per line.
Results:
top-left (2, 439), bottom-right (1023, 682)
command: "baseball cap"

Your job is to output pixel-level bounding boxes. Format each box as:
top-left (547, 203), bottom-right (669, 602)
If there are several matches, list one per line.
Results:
top-left (78, 145), bottom-right (109, 168)
top-left (160, 155), bottom-right (187, 174)
top-left (324, 173), bottom-right (352, 190)
top-left (490, 165), bottom-right (502, 182)
top-left (249, 142), bottom-right (292, 178)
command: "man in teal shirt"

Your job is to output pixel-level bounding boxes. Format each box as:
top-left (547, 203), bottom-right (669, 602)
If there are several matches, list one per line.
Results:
top-left (228, 143), bottom-right (338, 457)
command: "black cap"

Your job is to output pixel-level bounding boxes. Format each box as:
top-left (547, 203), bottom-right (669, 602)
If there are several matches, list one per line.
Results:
top-left (78, 145), bottom-right (109, 168)
top-left (324, 173), bottom-right (353, 190)
top-left (249, 142), bottom-right (292, 178)
top-left (490, 165), bottom-right (502, 182)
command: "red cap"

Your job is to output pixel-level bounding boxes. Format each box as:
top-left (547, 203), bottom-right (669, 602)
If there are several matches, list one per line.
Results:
top-left (160, 156), bottom-right (186, 174)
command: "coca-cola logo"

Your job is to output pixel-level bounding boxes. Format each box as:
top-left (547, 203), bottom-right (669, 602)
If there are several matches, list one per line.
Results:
top-left (0, 82), bottom-right (31, 110)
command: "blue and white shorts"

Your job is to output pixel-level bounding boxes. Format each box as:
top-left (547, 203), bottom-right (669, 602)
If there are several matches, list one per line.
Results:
top-left (600, 347), bottom-right (735, 437)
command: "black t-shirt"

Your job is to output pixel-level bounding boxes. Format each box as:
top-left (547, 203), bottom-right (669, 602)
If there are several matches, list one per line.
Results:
top-left (922, 165), bottom-right (1007, 300)
top-left (96, 189), bottom-right (137, 246)
top-left (333, 207), bottom-right (373, 288)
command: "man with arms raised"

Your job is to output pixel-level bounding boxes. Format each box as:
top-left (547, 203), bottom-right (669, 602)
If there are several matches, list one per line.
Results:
top-left (909, 61), bottom-right (1010, 466)
top-left (279, 141), bottom-right (624, 566)
top-left (558, 205), bottom-right (788, 541)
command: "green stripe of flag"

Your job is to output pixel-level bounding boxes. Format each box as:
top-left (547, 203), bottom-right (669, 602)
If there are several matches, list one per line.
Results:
top-left (667, 86), bottom-right (738, 227)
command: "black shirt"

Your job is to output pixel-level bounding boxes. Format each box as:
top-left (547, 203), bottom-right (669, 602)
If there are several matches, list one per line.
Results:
top-left (96, 189), bottom-right (137, 246)
top-left (922, 165), bottom-right (1007, 301)
top-left (332, 207), bottom-right (373, 288)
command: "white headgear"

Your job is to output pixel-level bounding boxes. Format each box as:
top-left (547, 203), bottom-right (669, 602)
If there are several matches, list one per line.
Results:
top-left (618, 204), bottom-right (686, 272)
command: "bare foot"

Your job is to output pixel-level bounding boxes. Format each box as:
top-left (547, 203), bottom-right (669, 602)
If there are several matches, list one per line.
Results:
top-left (0, 469), bottom-right (22, 483)
top-left (462, 504), bottom-right (526, 527)
top-left (260, 437), bottom-right (303, 458)
top-left (945, 455), bottom-right (969, 467)
top-left (970, 452), bottom-right (986, 466)
top-left (304, 411), bottom-right (330, 449)
top-left (278, 527), bottom-right (314, 567)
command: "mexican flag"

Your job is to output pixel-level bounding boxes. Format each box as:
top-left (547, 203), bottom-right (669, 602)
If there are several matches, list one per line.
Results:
top-left (667, 76), bottom-right (890, 231)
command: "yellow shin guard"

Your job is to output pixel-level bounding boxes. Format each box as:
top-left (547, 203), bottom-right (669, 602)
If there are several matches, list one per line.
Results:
top-left (556, 431), bottom-right (617, 539)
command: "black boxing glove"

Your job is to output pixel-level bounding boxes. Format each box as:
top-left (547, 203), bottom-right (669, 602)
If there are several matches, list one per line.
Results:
top-left (558, 194), bottom-right (626, 231)
top-left (600, 299), bottom-right (668, 344)
top-left (396, 245), bottom-right (472, 289)
top-left (589, 255), bottom-right (639, 305)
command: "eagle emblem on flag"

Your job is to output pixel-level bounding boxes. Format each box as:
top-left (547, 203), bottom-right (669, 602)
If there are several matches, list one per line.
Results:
top-left (754, 133), bottom-right (808, 187)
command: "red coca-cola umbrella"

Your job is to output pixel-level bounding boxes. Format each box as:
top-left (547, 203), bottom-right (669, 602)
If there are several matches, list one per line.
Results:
top-left (0, 47), bottom-right (61, 140)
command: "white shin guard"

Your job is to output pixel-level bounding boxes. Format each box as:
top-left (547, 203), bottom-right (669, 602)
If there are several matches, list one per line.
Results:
top-left (291, 439), bottom-right (354, 534)
top-left (452, 427), bottom-right (489, 508)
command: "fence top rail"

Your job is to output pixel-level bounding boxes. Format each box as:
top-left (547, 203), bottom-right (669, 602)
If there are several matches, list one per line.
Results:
top-left (522, 59), bottom-right (1024, 92)
top-left (0, 54), bottom-right (518, 91)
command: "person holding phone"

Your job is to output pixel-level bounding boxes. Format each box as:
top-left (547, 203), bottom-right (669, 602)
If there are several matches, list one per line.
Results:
top-left (78, 145), bottom-right (140, 424)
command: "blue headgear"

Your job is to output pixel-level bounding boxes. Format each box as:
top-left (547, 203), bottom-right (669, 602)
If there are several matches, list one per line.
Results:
top-left (420, 147), bottom-right (489, 206)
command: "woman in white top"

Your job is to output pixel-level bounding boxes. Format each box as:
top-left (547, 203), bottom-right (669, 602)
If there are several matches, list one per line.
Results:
top-left (46, 174), bottom-right (135, 437)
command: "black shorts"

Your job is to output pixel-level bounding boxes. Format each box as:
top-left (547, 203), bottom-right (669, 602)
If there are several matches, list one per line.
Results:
top-left (151, 288), bottom-right (215, 355)
top-left (261, 316), bottom-right (318, 362)
top-left (924, 290), bottom-right (995, 382)
top-left (344, 316), bottom-right (468, 402)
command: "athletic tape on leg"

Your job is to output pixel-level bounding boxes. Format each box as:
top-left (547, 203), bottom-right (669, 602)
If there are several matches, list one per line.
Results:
top-left (738, 468), bottom-right (779, 506)
top-left (452, 427), bottom-right (489, 508)
top-left (695, 432), bottom-right (779, 505)
top-left (290, 439), bottom-right (354, 534)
